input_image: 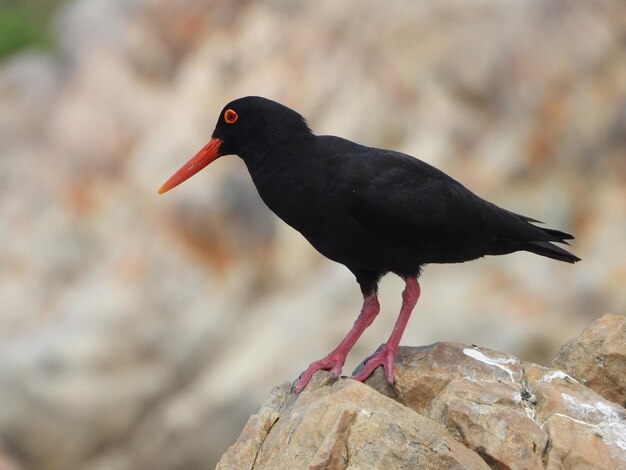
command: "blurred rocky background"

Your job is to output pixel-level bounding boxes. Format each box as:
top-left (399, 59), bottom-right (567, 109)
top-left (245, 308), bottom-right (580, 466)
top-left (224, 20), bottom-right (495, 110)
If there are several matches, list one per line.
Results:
top-left (0, 0), bottom-right (624, 469)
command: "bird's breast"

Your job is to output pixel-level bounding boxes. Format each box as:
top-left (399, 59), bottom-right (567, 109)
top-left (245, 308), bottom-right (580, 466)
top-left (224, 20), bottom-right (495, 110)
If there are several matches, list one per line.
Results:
top-left (248, 164), bottom-right (346, 250)
top-left (243, 154), bottom-right (401, 271)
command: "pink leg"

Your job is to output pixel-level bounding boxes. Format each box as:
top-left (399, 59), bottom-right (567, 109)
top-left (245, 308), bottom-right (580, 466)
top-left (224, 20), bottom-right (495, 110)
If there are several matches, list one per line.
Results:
top-left (294, 293), bottom-right (380, 393)
top-left (351, 277), bottom-right (420, 384)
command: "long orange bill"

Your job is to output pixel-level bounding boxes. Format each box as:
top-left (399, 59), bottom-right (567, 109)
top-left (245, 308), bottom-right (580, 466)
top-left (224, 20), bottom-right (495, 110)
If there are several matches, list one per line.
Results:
top-left (158, 138), bottom-right (223, 194)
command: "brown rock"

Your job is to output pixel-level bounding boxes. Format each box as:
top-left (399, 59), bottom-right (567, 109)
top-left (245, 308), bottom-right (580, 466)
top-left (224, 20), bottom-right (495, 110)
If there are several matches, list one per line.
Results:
top-left (366, 343), bottom-right (524, 414)
top-left (552, 314), bottom-right (626, 406)
top-left (542, 414), bottom-right (625, 469)
top-left (364, 344), bottom-right (548, 469)
top-left (524, 363), bottom-right (626, 468)
top-left (216, 384), bottom-right (290, 470)
top-left (220, 342), bottom-right (626, 469)
top-left (428, 378), bottom-right (547, 470)
top-left (218, 377), bottom-right (489, 469)
top-left (524, 363), bottom-right (626, 426)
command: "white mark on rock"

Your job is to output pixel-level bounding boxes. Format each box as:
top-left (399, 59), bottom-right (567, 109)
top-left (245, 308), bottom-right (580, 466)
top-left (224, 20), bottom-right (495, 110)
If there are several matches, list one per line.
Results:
top-left (358, 408), bottom-right (371, 417)
top-left (561, 393), bottom-right (621, 423)
top-left (547, 412), bottom-right (590, 427)
top-left (559, 392), bottom-right (626, 449)
top-left (541, 370), bottom-right (578, 383)
top-left (462, 348), bottom-right (518, 382)
top-left (546, 413), bottom-right (626, 451)
top-left (594, 401), bottom-right (622, 422)
top-left (603, 421), bottom-right (626, 451)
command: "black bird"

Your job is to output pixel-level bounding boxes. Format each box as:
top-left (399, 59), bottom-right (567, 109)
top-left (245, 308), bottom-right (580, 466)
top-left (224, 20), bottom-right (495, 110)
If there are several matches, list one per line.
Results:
top-left (159, 96), bottom-right (580, 393)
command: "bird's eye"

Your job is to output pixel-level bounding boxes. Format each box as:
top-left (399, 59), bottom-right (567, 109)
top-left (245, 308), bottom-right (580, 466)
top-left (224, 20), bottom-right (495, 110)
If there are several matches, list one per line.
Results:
top-left (224, 109), bottom-right (238, 124)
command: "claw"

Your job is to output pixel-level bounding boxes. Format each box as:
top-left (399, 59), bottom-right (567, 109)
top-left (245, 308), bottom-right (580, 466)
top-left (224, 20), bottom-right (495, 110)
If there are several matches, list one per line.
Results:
top-left (293, 354), bottom-right (345, 394)
top-left (350, 343), bottom-right (397, 383)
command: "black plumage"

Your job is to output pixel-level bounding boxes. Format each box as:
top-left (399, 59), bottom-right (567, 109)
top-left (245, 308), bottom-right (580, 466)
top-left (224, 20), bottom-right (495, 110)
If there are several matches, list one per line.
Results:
top-left (160, 96), bottom-right (579, 392)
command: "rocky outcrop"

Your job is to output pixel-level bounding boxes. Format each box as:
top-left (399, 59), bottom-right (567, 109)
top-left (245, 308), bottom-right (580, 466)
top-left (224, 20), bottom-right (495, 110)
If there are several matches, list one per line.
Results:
top-left (553, 314), bottom-right (626, 406)
top-left (218, 315), bottom-right (626, 469)
top-left (218, 378), bottom-right (488, 470)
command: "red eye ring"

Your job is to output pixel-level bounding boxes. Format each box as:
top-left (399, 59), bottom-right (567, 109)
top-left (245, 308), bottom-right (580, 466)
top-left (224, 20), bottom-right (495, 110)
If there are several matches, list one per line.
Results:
top-left (224, 109), bottom-right (238, 124)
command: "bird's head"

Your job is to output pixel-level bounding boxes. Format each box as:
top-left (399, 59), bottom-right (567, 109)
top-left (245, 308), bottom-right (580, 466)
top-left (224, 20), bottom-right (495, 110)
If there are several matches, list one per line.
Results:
top-left (158, 96), bottom-right (312, 194)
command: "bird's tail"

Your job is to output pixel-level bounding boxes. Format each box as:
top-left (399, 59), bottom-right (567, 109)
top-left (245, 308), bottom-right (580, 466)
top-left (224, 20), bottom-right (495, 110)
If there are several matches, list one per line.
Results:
top-left (523, 240), bottom-right (581, 264)
top-left (508, 211), bottom-right (581, 263)
top-left (538, 227), bottom-right (575, 243)
top-left (486, 211), bottom-right (581, 263)
top-left (520, 222), bottom-right (580, 263)
top-left (484, 206), bottom-right (581, 264)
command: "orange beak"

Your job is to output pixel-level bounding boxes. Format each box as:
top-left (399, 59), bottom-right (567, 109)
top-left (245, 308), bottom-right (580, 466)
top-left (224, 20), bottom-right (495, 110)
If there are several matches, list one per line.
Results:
top-left (158, 138), bottom-right (223, 194)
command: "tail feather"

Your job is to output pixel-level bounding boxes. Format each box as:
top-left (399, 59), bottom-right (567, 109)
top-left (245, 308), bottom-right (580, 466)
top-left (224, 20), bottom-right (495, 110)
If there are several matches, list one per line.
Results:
top-left (523, 241), bottom-right (581, 264)
top-left (482, 205), bottom-right (580, 264)
top-left (540, 227), bottom-right (575, 242)
top-left (513, 209), bottom-right (575, 242)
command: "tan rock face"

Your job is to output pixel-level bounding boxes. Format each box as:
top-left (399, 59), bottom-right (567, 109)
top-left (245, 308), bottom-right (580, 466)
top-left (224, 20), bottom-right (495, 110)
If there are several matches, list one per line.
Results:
top-left (428, 378), bottom-right (547, 470)
top-left (218, 378), bottom-right (489, 470)
top-left (373, 343), bottom-right (524, 413)
top-left (543, 414), bottom-right (624, 470)
top-left (219, 338), bottom-right (626, 469)
top-left (552, 314), bottom-right (626, 406)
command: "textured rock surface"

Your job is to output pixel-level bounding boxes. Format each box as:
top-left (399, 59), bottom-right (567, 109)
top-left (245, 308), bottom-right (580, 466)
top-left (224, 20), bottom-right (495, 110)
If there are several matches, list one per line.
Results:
top-left (218, 377), bottom-right (489, 470)
top-left (427, 378), bottom-right (546, 469)
top-left (219, 338), bottom-right (626, 469)
top-left (553, 314), bottom-right (626, 406)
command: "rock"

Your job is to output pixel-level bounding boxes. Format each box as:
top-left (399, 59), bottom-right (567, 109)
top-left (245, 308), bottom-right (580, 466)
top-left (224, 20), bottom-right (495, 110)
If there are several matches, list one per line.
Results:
top-left (219, 342), bottom-right (626, 469)
top-left (542, 414), bottom-right (625, 469)
top-left (367, 343), bottom-right (524, 414)
top-left (524, 363), bottom-right (626, 469)
top-left (428, 378), bottom-right (547, 469)
top-left (218, 378), bottom-right (489, 470)
top-left (552, 314), bottom-right (626, 406)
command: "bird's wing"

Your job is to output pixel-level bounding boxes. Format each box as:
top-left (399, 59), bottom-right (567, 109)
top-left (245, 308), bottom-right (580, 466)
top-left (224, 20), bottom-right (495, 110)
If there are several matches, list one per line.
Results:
top-left (332, 146), bottom-right (543, 251)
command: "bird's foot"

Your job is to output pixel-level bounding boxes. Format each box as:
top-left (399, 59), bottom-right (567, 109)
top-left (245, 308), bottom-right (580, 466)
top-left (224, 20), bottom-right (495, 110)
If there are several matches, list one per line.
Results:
top-left (293, 352), bottom-right (346, 394)
top-left (350, 343), bottom-right (396, 384)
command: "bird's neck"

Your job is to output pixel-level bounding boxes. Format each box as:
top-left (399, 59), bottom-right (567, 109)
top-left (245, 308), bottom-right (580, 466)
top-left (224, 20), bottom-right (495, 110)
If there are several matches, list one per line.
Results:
top-left (238, 133), bottom-right (316, 177)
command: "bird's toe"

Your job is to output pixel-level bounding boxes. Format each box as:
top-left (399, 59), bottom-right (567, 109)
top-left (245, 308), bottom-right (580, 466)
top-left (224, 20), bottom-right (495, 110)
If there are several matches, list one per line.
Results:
top-left (350, 344), bottom-right (396, 384)
top-left (293, 354), bottom-right (346, 394)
